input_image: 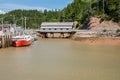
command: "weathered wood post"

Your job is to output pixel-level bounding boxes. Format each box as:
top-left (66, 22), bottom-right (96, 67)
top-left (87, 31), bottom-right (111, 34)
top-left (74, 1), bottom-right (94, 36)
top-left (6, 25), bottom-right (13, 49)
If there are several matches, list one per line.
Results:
top-left (44, 33), bottom-right (47, 38)
top-left (6, 35), bottom-right (8, 47)
top-left (5, 35), bottom-right (7, 48)
top-left (0, 37), bottom-right (1, 48)
top-left (69, 33), bottom-right (72, 39)
top-left (2, 35), bottom-right (5, 48)
top-left (52, 33), bottom-right (54, 38)
top-left (7, 34), bottom-right (10, 47)
top-left (6, 34), bottom-right (11, 47)
top-left (9, 34), bottom-right (12, 46)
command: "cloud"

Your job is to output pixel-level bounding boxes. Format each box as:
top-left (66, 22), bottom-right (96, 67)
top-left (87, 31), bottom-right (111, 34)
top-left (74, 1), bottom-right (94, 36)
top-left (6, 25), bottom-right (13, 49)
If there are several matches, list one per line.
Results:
top-left (0, 3), bottom-right (51, 12)
top-left (0, 10), bottom-right (6, 14)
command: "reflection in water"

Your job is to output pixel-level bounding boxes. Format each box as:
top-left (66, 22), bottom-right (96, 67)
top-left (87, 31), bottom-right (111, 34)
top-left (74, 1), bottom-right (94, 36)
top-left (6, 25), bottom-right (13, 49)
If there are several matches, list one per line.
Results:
top-left (14, 46), bottom-right (32, 53)
top-left (0, 39), bottom-right (120, 80)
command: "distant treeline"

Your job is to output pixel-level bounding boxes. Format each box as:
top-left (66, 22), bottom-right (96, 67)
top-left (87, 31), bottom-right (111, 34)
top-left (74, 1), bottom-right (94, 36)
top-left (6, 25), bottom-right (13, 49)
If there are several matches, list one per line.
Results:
top-left (0, 0), bottom-right (119, 29)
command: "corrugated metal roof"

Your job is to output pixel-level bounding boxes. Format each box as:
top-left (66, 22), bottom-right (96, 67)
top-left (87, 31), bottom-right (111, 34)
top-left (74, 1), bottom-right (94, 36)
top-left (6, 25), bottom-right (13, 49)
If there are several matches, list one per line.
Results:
top-left (41, 22), bottom-right (73, 26)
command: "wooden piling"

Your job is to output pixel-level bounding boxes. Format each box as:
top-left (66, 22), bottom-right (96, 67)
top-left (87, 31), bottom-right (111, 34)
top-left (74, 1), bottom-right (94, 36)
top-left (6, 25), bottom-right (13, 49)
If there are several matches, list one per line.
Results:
top-left (0, 34), bottom-right (12, 48)
top-left (2, 35), bottom-right (5, 48)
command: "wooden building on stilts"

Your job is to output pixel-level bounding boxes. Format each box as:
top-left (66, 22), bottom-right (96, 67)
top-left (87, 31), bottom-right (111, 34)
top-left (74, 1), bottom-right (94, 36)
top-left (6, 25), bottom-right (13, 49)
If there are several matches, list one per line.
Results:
top-left (37, 22), bottom-right (75, 38)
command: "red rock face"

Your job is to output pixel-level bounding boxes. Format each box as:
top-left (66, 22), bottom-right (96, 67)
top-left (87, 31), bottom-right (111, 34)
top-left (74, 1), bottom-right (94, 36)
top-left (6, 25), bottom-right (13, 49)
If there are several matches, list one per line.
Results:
top-left (73, 21), bottom-right (78, 29)
top-left (88, 17), bottom-right (120, 30)
top-left (88, 16), bottom-right (101, 29)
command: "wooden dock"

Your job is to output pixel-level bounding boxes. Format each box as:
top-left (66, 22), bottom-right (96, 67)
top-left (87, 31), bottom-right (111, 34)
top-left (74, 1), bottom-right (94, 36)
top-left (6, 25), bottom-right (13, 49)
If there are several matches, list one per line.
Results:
top-left (0, 34), bottom-right (12, 48)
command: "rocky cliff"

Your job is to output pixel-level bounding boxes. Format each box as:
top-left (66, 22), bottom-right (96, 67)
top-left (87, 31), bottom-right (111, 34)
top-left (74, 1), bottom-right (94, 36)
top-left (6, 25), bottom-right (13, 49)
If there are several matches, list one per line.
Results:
top-left (88, 16), bottom-right (120, 30)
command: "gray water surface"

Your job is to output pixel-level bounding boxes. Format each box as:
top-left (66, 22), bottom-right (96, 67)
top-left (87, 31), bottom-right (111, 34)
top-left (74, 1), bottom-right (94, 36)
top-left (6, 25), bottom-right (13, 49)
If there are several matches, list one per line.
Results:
top-left (0, 39), bottom-right (120, 80)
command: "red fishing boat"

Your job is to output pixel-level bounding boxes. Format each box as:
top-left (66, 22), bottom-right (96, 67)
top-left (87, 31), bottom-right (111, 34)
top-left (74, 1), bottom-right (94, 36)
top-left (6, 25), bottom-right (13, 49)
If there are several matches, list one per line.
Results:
top-left (12, 35), bottom-right (34, 47)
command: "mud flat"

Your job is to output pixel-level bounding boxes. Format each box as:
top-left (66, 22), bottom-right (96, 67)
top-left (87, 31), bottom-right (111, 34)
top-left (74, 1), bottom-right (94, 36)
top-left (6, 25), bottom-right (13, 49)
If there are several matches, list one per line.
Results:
top-left (72, 37), bottom-right (120, 45)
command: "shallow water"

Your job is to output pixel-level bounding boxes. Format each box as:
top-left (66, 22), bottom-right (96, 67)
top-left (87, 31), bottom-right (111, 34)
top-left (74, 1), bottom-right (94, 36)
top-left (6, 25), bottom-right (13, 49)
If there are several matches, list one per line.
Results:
top-left (0, 39), bottom-right (120, 80)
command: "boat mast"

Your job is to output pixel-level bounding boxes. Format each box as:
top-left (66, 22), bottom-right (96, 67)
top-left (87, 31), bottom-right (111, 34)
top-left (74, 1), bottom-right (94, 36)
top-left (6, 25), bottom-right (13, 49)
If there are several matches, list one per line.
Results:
top-left (25, 17), bottom-right (26, 31)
